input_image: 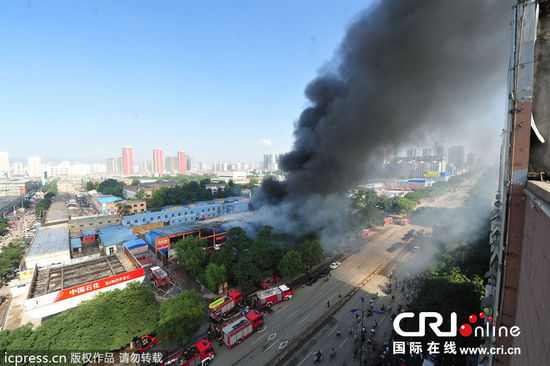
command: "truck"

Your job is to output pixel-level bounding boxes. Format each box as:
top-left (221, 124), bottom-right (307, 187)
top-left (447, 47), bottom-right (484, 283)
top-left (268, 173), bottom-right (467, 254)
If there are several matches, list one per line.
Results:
top-left (222, 310), bottom-right (264, 349)
top-left (400, 217), bottom-right (409, 225)
top-left (160, 339), bottom-right (215, 366)
top-left (259, 273), bottom-right (280, 289)
top-left (256, 284), bottom-right (294, 308)
top-left (150, 266), bottom-right (170, 287)
top-left (361, 229), bottom-right (372, 240)
top-left (383, 217), bottom-right (393, 227)
top-left (208, 290), bottom-right (243, 321)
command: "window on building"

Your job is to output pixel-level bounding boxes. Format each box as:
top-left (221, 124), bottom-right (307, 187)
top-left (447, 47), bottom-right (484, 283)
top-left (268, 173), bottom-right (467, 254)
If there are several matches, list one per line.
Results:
top-left (158, 216), bottom-right (161, 220)
top-left (172, 214), bottom-right (174, 217)
top-left (178, 213), bottom-right (181, 216)
top-left (135, 220), bottom-right (138, 223)
top-left (165, 215), bottom-right (168, 218)
top-left (143, 218), bottom-right (146, 222)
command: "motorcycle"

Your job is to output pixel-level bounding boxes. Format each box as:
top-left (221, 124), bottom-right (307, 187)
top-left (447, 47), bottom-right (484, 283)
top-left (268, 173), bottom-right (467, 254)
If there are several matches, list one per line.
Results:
top-left (330, 349), bottom-right (336, 360)
top-left (336, 329), bottom-right (341, 337)
top-left (313, 352), bottom-right (323, 363)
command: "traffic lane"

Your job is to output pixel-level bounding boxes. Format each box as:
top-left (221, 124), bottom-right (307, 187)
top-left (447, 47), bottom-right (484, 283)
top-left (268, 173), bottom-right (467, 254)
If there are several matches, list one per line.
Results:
top-left (220, 236), bottom-right (407, 365)
top-left (283, 226), bottom-right (452, 364)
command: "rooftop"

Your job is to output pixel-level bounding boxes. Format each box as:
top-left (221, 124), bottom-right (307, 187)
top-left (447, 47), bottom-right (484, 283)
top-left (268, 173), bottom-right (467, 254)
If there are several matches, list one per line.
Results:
top-left (27, 224), bottom-right (69, 257)
top-left (97, 225), bottom-right (136, 246)
top-left (95, 196), bottom-right (123, 204)
top-left (29, 251), bottom-right (140, 298)
top-left (0, 180), bottom-right (30, 184)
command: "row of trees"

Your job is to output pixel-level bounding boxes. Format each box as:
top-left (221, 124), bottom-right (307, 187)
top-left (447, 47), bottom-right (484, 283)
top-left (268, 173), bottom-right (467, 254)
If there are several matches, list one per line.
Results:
top-left (0, 283), bottom-right (206, 351)
top-left (34, 191), bottom-right (55, 216)
top-left (146, 179), bottom-right (239, 210)
top-left (0, 218), bottom-right (8, 236)
top-left (86, 179), bottom-right (124, 197)
top-left (174, 226), bottom-right (323, 292)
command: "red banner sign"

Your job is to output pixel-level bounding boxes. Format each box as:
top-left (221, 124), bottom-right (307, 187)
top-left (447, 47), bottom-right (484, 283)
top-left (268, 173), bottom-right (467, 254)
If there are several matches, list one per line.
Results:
top-left (54, 267), bottom-right (144, 302)
top-left (156, 238), bottom-right (170, 250)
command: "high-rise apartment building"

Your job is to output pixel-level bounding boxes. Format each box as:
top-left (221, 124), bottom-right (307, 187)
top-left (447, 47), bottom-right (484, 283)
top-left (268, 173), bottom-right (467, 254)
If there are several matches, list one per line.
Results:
top-left (116, 157), bottom-right (123, 174)
top-left (27, 156), bottom-right (42, 177)
top-left (0, 152), bottom-right (9, 178)
top-left (406, 148), bottom-right (417, 158)
top-left (153, 148), bottom-right (163, 175)
top-left (122, 147), bottom-right (134, 175)
top-left (165, 156), bottom-right (178, 174)
top-left (422, 147), bottom-right (432, 157)
top-left (186, 156), bottom-right (194, 171)
top-left (106, 158), bottom-right (116, 175)
top-left (177, 151), bottom-right (187, 174)
top-left (448, 145), bottom-right (465, 167)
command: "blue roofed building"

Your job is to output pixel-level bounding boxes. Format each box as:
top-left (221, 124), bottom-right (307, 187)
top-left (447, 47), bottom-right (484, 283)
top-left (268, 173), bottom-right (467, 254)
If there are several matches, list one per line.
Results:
top-left (122, 196), bottom-right (250, 234)
top-left (97, 225), bottom-right (137, 255)
top-left (91, 195), bottom-right (123, 215)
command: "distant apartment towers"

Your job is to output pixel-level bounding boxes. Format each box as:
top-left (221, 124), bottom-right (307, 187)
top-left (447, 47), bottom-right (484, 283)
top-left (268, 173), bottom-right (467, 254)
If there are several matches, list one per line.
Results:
top-left (105, 147), bottom-right (187, 176)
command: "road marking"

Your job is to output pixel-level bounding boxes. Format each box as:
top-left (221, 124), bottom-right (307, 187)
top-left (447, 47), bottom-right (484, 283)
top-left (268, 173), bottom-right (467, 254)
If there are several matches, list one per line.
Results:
top-left (328, 324), bottom-right (339, 336)
top-left (286, 308), bottom-right (299, 319)
top-left (297, 314), bottom-right (310, 325)
top-left (297, 352), bottom-right (313, 366)
top-left (339, 336), bottom-right (349, 348)
top-left (264, 339), bottom-right (279, 352)
top-left (251, 332), bottom-right (268, 345)
top-left (279, 340), bottom-right (288, 349)
top-left (267, 332), bottom-right (277, 341)
top-left (257, 326), bottom-right (267, 333)
top-left (353, 263), bottom-right (361, 270)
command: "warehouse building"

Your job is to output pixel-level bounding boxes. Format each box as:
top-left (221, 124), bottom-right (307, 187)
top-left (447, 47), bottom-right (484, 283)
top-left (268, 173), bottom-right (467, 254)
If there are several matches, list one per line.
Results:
top-left (25, 224), bottom-right (71, 269)
top-left (123, 197), bottom-right (249, 234)
top-left (68, 215), bottom-right (122, 235)
top-left (25, 247), bottom-right (144, 318)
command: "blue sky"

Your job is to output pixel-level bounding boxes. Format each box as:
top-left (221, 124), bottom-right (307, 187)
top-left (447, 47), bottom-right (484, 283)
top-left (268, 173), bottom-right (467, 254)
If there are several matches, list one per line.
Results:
top-left (0, 0), bottom-right (370, 163)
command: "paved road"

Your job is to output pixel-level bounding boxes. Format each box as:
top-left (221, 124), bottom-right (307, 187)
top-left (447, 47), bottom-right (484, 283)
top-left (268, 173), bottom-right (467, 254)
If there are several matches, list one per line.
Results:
top-left (212, 221), bottom-right (427, 366)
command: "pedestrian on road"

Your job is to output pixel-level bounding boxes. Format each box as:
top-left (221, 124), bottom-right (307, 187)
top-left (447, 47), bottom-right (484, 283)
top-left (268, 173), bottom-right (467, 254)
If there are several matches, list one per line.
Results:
top-left (327, 300), bottom-right (330, 308)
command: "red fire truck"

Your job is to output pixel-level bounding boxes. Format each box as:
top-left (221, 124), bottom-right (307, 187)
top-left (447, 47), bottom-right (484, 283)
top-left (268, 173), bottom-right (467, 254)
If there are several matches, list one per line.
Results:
top-left (259, 273), bottom-right (281, 289)
top-left (135, 334), bottom-right (158, 352)
top-left (222, 311), bottom-right (264, 349)
top-left (208, 290), bottom-right (243, 321)
top-left (400, 217), bottom-right (409, 225)
top-left (150, 266), bottom-right (170, 287)
top-left (256, 284), bottom-right (294, 308)
top-left (160, 339), bottom-right (215, 366)
top-left (361, 229), bottom-right (372, 240)
top-left (383, 217), bottom-right (393, 227)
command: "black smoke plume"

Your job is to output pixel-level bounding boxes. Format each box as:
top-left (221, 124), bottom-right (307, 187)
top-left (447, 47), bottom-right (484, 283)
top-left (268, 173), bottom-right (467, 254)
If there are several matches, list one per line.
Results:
top-left (249, 0), bottom-right (510, 241)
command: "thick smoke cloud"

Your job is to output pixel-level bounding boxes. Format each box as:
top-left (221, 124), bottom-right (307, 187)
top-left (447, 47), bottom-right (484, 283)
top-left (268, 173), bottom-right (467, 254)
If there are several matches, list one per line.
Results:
top-left (249, 0), bottom-right (510, 241)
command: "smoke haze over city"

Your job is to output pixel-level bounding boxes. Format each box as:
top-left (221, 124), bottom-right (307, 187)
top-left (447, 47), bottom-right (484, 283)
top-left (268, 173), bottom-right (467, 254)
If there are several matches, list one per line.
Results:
top-left (251, 0), bottom-right (510, 241)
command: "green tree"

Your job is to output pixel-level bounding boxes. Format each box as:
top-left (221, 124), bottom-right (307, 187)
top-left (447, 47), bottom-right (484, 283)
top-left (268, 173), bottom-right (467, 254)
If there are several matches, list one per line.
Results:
top-left (299, 238), bottom-right (323, 268)
top-left (131, 178), bottom-right (141, 186)
top-left (279, 250), bottom-right (303, 283)
top-left (134, 189), bottom-right (147, 200)
top-left (391, 197), bottom-right (416, 214)
top-left (0, 282), bottom-right (159, 351)
top-left (0, 218), bottom-right (8, 235)
top-left (85, 181), bottom-right (97, 191)
top-left (174, 236), bottom-right (208, 276)
top-left (157, 290), bottom-right (206, 343)
top-left (205, 263), bottom-right (227, 293)
top-left (116, 203), bottom-right (132, 216)
top-left (97, 179), bottom-right (124, 197)
top-left (0, 240), bottom-right (24, 281)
